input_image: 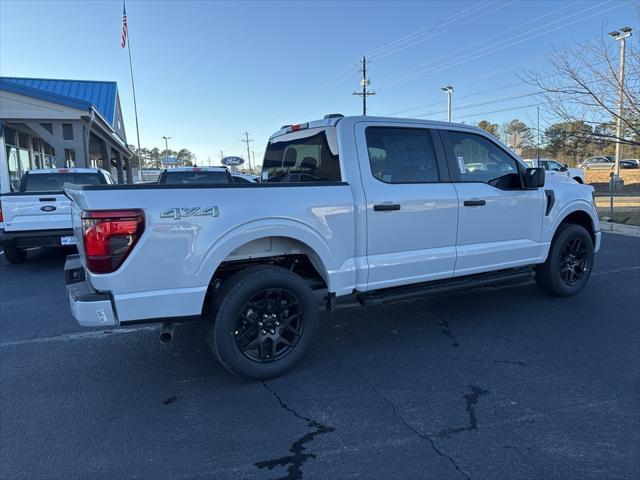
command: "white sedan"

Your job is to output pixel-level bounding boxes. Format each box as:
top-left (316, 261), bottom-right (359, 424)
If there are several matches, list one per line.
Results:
top-left (524, 158), bottom-right (585, 184)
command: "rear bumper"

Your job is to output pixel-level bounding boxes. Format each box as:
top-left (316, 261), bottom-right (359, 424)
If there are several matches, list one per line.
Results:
top-left (65, 254), bottom-right (118, 327)
top-left (0, 228), bottom-right (74, 248)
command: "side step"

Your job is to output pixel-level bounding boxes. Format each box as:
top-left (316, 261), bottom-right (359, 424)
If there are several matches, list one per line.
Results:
top-left (357, 267), bottom-right (535, 306)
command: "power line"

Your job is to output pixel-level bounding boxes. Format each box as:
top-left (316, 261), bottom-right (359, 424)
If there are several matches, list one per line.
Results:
top-left (377, 0), bottom-right (619, 90)
top-left (454, 103), bottom-right (540, 120)
top-left (411, 91), bottom-right (543, 118)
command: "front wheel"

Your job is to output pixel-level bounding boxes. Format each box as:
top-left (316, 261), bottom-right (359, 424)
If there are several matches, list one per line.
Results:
top-left (535, 224), bottom-right (594, 296)
top-left (3, 246), bottom-right (27, 263)
top-left (206, 266), bottom-right (319, 380)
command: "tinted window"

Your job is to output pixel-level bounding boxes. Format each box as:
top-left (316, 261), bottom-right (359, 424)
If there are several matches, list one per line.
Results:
top-left (21, 173), bottom-right (106, 192)
top-left (365, 127), bottom-right (439, 183)
top-left (232, 176), bottom-right (254, 184)
top-left (448, 131), bottom-right (520, 188)
top-left (158, 171), bottom-right (231, 185)
top-left (262, 130), bottom-right (341, 183)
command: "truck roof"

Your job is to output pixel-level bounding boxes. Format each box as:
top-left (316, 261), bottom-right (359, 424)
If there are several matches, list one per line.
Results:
top-left (268, 115), bottom-right (492, 140)
top-left (25, 168), bottom-right (103, 174)
top-left (161, 167), bottom-right (228, 172)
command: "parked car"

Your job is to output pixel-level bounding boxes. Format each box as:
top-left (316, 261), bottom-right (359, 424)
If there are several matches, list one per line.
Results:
top-left (524, 158), bottom-right (584, 183)
top-left (231, 173), bottom-right (260, 184)
top-left (578, 156), bottom-right (614, 170)
top-left (63, 115), bottom-right (600, 379)
top-left (0, 168), bottom-right (114, 263)
top-left (620, 159), bottom-right (640, 169)
top-left (156, 166), bottom-right (233, 184)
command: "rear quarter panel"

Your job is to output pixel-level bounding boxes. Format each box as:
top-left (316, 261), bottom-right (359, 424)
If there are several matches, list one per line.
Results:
top-left (66, 184), bottom-right (356, 321)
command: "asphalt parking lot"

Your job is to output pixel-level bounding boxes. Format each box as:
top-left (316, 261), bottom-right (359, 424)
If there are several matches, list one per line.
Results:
top-left (1, 234), bottom-right (639, 480)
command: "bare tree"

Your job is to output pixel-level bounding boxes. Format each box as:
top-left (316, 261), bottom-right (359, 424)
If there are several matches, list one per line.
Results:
top-left (525, 32), bottom-right (639, 147)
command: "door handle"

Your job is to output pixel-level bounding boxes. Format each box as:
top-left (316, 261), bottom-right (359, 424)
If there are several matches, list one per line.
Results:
top-left (463, 199), bottom-right (486, 207)
top-left (373, 203), bottom-right (401, 212)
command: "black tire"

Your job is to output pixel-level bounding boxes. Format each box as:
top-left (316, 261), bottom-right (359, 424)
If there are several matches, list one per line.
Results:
top-left (206, 265), bottom-right (319, 380)
top-left (535, 223), bottom-right (594, 297)
top-left (3, 246), bottom-right (27, 263)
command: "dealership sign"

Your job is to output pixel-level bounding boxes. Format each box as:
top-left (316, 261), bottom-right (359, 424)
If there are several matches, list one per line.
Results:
top-left (221, 156), bottom-right (245, 166)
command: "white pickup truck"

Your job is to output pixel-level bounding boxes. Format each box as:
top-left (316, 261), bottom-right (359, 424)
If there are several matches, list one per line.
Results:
top-left (0, 168), bottom-right (114, 263)
top-left (63, 115), bottom-right (600, 379)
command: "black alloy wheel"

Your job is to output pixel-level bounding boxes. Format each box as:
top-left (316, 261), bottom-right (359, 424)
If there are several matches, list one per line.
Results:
top-left (559, 236), bottom-right (589, 287)
top-left (234, 288), bottom-right (303, 362)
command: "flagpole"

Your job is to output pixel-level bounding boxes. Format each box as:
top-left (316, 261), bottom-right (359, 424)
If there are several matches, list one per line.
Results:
top-left (125, 1), bottom-right (143, 182)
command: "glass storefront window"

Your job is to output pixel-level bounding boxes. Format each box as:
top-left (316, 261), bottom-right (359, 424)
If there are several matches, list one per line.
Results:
top-left (6, 147), bottom-right (21, 192)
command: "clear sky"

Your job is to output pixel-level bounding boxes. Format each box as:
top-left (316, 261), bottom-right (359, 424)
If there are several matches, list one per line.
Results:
top-left (0, 0), bottom-right (635, 164)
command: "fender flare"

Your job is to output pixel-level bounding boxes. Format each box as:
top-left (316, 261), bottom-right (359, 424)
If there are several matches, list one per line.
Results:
top-left (549, 199), bottom-right (598, 239)
top-left (196, 217), bottom-right (336, 288)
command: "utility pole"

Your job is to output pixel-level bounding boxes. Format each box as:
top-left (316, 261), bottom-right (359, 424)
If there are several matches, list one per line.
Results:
top-left (353, 56), bottom-right (375, 115)
top-left (609, 27), bottom-right (632, 182)
top-left (441, 86), bottom-right (453, 122)
top-left (242, 132), bottom-right (253, 173)
top-left (536, 105), bottom-right (540, 161)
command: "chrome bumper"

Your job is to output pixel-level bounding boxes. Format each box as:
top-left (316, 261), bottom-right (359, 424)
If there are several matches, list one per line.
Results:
top-left (65, 254), bottom-right (117, 327)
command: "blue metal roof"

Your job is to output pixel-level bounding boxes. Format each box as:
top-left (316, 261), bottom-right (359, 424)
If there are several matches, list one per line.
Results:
top-left (0, 77), bottom-right (118, 126)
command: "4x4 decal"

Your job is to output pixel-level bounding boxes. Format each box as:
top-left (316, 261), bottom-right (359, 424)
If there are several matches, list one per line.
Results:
top-left (160, 207), bottom-right (219, 220)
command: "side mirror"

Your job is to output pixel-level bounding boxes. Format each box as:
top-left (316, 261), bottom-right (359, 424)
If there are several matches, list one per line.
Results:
top-left (561, 164), bottom-right (568, 172)
top-left (524, 167), bottom-right (545, 188)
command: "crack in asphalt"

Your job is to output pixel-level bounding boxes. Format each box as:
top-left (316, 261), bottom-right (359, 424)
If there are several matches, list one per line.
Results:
top-left (254, 381), bottom-right (335, 480)
top-left (433, 386), bottom-right (489, 439)
top-left (357, 373), bottom-right (474, 480)
top-left (438, 319), bottom-right (460, 347)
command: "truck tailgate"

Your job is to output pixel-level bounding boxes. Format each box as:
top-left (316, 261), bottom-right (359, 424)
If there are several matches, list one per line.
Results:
top-left (0, 193), bottom-right (72, 232)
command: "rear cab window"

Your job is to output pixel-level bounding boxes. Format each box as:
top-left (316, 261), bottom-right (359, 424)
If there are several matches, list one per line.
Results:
top-left (262, 127), bottom-right (341, 183)
top-left (20, 172), bottom-right (107, 192)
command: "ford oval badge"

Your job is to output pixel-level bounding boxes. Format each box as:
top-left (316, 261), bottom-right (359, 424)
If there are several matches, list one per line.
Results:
top-left (41, 205), bottom-right (57, 212)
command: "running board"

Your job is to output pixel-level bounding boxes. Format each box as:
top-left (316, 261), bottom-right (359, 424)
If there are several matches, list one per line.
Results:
top-left (357, 267), bottom-right (535, 306)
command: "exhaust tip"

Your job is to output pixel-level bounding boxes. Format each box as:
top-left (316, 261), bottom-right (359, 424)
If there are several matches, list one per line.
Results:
top-left (159, 321), bottom-right (174, 344)
top-left (159, 332), bottom-right (173, 344)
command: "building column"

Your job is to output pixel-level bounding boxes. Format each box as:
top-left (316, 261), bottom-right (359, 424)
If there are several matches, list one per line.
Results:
top-left (99, 140), bottom-right (112, 173)
top-left (114, 150), bottom-right (124, 184)
top-left (124, 155), bottom-right (133, 184)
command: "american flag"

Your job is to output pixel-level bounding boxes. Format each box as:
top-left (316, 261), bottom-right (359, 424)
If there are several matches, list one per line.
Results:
top-left (121, 2), bottom-right (128, 48)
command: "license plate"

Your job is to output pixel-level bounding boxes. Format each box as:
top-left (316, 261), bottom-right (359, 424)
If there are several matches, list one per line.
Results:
top-left (61, 235), bottom-right (77, 246)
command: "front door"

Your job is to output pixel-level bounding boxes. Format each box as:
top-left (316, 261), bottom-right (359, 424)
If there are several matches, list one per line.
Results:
top-left (355, 123), bottom-right (459, 290)
top-left (441, 130), bottom-right (545, 276)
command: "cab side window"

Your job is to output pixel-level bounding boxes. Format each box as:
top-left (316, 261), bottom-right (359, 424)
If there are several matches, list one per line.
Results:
top-left (365, 127), bottom-right (440, 183)
top-left (448, 131), bottom-right (520, 189)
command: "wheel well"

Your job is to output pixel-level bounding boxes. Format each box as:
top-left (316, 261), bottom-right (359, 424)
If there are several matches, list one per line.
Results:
top-left (559, 210), bottom-right (595, 243)
top-left (204, 237), bottom-right (329, 314)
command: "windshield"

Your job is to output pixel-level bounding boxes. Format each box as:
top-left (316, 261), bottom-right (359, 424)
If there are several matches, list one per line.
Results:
top-left (20, 173), bottom-right (106, 192)
top-left (262, 129), bottom-right (341, 183)
top-left (158, 171), bottom-right (231, 185)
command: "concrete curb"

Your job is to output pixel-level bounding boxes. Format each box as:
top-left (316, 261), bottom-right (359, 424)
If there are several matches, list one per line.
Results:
top-left (600, 221), bottom-right (640, 237)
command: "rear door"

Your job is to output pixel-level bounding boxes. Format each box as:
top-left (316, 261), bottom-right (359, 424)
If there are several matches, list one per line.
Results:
top-left (355, 122), bottom-right (458, 290)
top-left (441, 129), bottom-right (544, 276)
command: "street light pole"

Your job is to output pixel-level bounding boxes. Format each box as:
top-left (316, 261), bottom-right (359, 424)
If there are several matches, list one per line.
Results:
top-left (609, 27), bottom-right (632, 180)
top-left (441, 86), bottom-right (453, 122)
top-left (162, 136), bottom-right (171, 163)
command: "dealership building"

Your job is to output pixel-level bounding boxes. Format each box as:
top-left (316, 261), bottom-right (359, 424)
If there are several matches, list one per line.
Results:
top-left (0, 77), bottom-right (133, 192)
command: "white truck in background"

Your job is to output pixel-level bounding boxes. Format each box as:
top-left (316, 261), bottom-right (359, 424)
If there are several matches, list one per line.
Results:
top-left (63, 115), bottom-right (600, 379)
top-left (524, 158), bottom-right (585, 184)
top-left (0, 168), bottom-right (113, 263)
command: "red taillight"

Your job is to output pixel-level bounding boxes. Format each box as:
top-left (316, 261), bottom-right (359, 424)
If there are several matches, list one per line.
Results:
top-left (82, 209), bottom-right (144, 273)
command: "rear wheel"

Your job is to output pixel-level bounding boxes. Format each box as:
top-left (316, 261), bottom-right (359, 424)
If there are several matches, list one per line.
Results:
top-left (206, 266), bottom-right (319, 380)
top-left (535, 224), bottom-right (594, 296)
top-left (3, 246), bottom-right (27, 263)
